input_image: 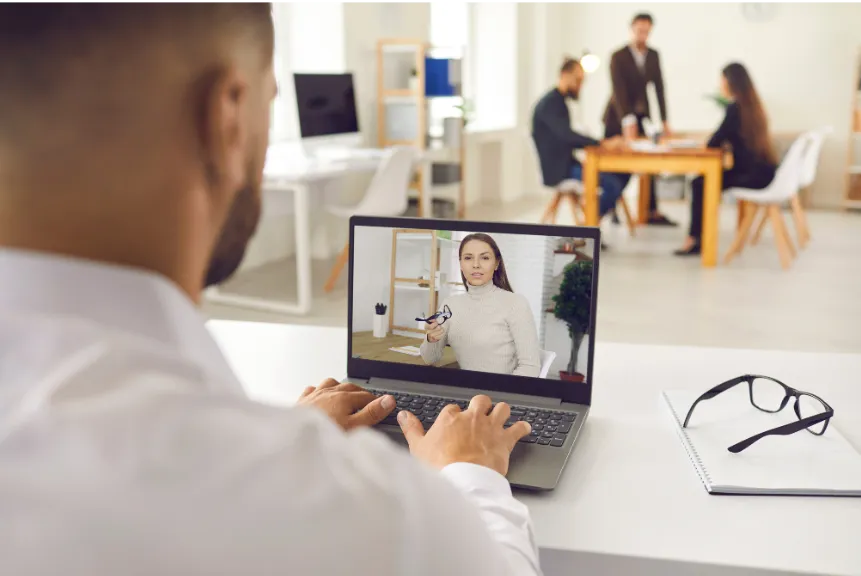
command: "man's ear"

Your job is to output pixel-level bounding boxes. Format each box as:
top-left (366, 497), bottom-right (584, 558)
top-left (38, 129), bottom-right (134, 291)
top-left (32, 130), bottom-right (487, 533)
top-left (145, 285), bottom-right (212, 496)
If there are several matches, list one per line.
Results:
top-left (198, 66), bottom-right (248, 203)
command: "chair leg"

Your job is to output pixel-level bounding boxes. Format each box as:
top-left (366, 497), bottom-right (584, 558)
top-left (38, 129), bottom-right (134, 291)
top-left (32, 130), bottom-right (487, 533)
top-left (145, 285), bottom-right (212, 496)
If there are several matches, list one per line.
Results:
top-left (323, 242), bottom-right (350, 293)
top-left (789, 195), bottom-right (810, 248)
top-left (617, 197), bottom-right (636, 237)
top-left (767, 206), bottom-right (793, 270)
top-left (724, 205), bottom-right (759, 265)
top-left (541, 192), bottom-right (563, 224)
top-left (566, 193), bottom-right (585, 225)
top-left (750, 212), bottom-right (768, 246)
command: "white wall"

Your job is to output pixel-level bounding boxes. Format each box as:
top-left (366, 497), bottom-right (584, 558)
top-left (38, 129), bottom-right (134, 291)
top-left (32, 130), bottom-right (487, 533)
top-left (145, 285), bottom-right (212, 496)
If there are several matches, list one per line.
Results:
top-left (562, 2), bottom-right (861, 208)
top-left (351, 226), bottom-right (394, 333)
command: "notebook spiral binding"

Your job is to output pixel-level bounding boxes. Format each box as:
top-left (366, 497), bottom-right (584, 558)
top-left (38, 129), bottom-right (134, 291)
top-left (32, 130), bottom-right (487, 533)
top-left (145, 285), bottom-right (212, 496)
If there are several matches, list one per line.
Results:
top-left (662, 391), bottom-right (713, 490)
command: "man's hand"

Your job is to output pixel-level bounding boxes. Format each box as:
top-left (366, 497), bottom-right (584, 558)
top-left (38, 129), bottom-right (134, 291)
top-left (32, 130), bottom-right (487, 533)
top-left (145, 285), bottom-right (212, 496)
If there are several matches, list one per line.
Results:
top-left (601, 135), bottom-right (625, 151)
top-left (297, 379), bottom-right (395, 430)
top-left (426, 319), bottom-right (445, 343)
top-left (622, 123), bottom-right (639, 140)
top-left (398, 395), bottom-right (532, 477)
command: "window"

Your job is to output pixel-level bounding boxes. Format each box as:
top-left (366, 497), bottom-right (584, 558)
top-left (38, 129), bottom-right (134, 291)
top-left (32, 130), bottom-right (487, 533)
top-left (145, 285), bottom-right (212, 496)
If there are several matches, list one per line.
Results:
top-left (430, 2), bottom-right (468, 58)
top-left (429, 2), bottom-right (469, 136)
top-left (269, 3), bottom-right (346, 142)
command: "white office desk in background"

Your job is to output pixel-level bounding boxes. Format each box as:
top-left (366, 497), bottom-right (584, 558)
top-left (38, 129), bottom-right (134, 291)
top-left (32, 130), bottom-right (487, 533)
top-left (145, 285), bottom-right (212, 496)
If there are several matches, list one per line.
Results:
top-left (205, 144), bottom-right (428, 316)
top-left (207, 319), bottom-right (861, 576)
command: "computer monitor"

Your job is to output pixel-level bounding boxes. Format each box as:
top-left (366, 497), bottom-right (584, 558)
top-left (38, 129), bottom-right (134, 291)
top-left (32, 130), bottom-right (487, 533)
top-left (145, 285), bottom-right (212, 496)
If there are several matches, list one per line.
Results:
top-left (348, 218), bottom-right (600, 406)
top-left (293, 73), bottom-right (360, 147)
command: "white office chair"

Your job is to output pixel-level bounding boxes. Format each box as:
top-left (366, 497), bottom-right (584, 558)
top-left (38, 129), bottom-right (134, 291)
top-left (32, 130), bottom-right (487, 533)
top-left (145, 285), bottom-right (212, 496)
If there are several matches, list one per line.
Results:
top-left (753, 126), bottom-right (831, 249)
top-left (323, 146), bottom-right (416, 292)
top-left (526, 133), bottom-right (636, 235)
top-left (538, 349), bottom-right (557, 379)
top-left (724, 133), bottom-right (812, 270)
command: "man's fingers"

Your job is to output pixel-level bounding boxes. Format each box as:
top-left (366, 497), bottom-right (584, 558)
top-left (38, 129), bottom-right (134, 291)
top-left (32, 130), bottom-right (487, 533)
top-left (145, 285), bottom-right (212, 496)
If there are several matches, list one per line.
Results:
top-left (468, 394), bottom-right (492, 415)
top-left (299, 386), bottom-right (316, 399)
top-left (347, 394), bottom-right (396, 429)
top-left (336, 382), bottom-right (366, 393)
top-left (505, 421), bottom-right (532, 448)
top-left (397, 410), bottom-right (425, 447)
top-left (490, 402), bottom-right (510, 425)
top-left (439, 403), bottom-right (461, 418)
top-left (317, 378), bottom-right (340, 390)
top-left (342, 390), bottom-right (378, 411)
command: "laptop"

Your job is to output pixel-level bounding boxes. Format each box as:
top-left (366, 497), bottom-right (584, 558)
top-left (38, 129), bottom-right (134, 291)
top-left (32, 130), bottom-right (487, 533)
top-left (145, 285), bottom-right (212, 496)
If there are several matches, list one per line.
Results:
top-left (346, 216), bottom-right (600, 490)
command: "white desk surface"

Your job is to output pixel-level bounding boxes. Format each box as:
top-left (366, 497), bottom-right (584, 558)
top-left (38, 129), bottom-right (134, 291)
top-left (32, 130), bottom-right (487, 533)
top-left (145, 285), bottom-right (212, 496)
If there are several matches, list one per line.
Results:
top-left (207, 319), bottom-right (861, 576)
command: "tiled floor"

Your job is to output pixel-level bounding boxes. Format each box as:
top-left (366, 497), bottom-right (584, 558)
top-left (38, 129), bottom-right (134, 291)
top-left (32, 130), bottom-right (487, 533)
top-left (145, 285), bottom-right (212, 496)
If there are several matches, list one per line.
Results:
top-left (203, 196), bottom-right (861, 355)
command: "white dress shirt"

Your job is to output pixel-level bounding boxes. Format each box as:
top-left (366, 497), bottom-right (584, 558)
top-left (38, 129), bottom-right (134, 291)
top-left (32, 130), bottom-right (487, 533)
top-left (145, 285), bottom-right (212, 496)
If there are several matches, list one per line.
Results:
top-left (0, 248), bottom-right (541, 576)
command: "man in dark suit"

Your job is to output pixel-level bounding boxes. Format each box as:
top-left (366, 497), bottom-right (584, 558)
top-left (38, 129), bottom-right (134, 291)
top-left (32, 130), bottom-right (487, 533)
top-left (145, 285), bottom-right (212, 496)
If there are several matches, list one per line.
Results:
top-left (603, 12), bottom-right (676, 226)
top-left (532, 57), bottom-right (626, 234)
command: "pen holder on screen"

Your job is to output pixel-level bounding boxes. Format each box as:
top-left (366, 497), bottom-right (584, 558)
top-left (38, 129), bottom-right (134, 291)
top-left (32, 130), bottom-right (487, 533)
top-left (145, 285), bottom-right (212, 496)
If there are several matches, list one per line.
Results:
top-left (373, 303), bottom-right (387, 338)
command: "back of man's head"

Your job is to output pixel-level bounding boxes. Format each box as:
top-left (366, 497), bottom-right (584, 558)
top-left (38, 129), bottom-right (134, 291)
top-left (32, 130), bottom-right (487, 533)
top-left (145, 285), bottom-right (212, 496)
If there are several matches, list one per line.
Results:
top-left (0, 4), bottom-right (275, 299)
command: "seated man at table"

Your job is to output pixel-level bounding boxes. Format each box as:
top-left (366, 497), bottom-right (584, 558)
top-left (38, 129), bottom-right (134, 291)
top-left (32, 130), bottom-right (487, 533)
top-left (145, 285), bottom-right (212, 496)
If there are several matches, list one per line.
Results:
top-left (532, 56), bottom-right (627, 231)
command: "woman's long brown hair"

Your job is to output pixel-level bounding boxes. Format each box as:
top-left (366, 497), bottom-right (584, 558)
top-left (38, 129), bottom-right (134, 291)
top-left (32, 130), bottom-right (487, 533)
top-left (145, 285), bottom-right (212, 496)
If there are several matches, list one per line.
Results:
top-left (458, 233), bottom-right (514, 293)
top-left (723, 62), bottom-right (777, 165)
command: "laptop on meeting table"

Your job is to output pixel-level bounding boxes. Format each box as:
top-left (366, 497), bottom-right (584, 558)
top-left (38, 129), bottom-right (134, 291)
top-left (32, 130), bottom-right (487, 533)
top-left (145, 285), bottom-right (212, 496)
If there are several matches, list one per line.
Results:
top-left (345, 216), bottom-right (600, 491)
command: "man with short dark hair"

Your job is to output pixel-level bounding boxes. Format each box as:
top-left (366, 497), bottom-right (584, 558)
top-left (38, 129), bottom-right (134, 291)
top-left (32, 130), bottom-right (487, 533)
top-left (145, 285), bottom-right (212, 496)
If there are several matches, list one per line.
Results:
top-left (0, 5), bottom-right (540, 575)
top-left (603, 12), bottom-right (677, 226)
top-left (532, 57), bottom-right (626, 231)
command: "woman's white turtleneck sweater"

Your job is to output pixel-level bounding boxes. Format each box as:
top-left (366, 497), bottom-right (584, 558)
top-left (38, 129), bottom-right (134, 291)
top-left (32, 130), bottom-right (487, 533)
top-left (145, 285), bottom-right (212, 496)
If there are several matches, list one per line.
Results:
top-left (419, 282), bottom-right (541, 377)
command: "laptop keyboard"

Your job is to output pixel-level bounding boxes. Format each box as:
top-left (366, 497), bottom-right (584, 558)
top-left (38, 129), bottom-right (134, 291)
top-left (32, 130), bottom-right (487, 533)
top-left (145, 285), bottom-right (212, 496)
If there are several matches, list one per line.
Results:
top-left (366, 389), bottom-right (576, 448)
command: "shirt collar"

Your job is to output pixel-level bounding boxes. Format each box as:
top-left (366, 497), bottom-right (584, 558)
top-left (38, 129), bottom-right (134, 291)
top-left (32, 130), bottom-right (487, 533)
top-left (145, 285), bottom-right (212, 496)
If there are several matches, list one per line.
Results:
top-left (0, 248), bottom-right (242, 395)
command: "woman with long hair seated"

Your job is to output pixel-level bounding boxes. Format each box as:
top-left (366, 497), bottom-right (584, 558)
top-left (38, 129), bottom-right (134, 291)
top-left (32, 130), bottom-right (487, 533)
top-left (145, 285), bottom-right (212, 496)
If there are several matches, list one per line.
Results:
top-left (419, 233), bottom-right (541, 378)
top-left (675, 62), bottom-right (778, 256)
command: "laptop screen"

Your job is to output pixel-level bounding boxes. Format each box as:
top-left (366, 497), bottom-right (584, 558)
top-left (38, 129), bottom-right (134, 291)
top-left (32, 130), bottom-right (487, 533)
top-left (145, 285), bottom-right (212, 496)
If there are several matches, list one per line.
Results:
top-left (349, 222), bottom-right (598, 401)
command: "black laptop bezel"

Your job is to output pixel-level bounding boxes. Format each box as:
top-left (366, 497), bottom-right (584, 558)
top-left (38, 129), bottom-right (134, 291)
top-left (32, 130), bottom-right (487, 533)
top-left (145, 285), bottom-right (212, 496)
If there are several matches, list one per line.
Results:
top-left (347, 216), bottom-right (600, 407)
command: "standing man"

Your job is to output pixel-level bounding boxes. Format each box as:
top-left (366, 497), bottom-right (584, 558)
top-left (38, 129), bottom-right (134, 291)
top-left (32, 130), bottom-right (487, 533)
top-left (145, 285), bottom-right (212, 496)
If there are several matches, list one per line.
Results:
top-left (603, 12), bottom-right (677, 226)
top-left (532, 57), bottom-right (626, 235)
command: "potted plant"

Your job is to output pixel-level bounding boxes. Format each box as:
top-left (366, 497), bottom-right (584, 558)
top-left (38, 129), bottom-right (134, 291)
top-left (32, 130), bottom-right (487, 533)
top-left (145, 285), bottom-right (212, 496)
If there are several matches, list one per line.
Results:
top-left (552, 260), bottom-right (593, 382)
top-left (704, 93), bottom-right (732, 109)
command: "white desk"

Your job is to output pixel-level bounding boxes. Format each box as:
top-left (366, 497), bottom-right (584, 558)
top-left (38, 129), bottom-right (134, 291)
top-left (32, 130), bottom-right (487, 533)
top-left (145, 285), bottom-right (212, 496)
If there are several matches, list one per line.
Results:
top-left (207, 319), bottom-right (861, 576)
top-left (205, 147), bottom-right (389, 316)
top-left (205, 146), bottom-right (432, 316)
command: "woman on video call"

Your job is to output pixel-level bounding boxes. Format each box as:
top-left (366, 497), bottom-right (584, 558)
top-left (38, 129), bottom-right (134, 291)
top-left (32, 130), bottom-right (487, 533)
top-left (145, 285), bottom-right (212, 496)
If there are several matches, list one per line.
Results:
top-left (419, 233), bottom-right (542, 378)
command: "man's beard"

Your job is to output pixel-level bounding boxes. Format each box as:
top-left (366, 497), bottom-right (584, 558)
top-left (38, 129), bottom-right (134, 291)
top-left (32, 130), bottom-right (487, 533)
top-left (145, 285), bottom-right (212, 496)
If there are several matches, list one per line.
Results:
top-left (204, 183), bottom-right (262, 288)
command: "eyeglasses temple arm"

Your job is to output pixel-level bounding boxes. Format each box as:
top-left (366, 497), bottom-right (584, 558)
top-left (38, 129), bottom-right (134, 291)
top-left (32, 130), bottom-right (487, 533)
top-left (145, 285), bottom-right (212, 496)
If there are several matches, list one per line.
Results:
top-left (727, 409), bottom-right (834, 453)
top-left (683, 376), bottom-right (749, 428)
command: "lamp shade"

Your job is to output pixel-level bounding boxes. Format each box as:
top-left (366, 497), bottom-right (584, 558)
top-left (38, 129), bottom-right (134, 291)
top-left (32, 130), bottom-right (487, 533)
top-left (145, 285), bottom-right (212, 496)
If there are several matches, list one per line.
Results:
top-left (581, 51), bottom-right (600, 74)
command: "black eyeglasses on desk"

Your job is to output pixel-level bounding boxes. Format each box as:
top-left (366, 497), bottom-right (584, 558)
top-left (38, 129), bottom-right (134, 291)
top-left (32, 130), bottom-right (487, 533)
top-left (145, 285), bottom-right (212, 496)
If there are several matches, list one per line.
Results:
top-left (683, 374), bottom-right (834, 453)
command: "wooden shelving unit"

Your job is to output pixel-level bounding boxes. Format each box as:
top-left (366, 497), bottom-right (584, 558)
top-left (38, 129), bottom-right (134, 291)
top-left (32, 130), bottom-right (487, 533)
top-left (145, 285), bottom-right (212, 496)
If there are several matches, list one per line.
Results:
top-left (388, 229), bottom-right (466, 336)
top-left (846, 49), bottom-right (861, 210)
top-left (377, 38), bottom-right (466, 219)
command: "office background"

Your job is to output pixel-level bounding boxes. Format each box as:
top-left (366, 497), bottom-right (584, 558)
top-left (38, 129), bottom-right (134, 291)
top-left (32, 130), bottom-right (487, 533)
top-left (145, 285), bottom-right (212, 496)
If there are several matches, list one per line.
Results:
top-left (204, 1), bottom-right (861, 357)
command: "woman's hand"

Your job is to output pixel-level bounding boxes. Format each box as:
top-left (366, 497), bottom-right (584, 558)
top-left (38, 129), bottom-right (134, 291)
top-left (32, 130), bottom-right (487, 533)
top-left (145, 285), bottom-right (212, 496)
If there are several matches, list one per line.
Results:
top-left (426, 319), bottom-right (445, 343)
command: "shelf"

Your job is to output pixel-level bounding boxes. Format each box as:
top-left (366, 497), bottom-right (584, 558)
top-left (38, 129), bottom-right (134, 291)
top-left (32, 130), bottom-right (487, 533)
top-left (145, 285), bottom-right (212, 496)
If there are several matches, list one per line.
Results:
top-left (423, 145), bottom-right (462, 163)
top-left (381, 44), bottom-right (422, 54)
top-left (382, 89), bottom-right (419, 98)
top-left (396, 232), bottom-right (457, 243)
top-left (383, 96), bottom-right (421, 105)
top-left (848, 166), bottom-right (861, 174)
top-left (430, 182), bottom-right (461, 200)
top-left (394, 284), bottom-right (436, 292)
top-left (844, 199), bottom-right (861, 209)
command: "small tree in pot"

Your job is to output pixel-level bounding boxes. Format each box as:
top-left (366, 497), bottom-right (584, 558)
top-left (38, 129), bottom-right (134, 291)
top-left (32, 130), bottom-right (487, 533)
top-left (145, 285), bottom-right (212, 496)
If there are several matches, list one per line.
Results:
top-left (552, 260), bottom-right (593, 382)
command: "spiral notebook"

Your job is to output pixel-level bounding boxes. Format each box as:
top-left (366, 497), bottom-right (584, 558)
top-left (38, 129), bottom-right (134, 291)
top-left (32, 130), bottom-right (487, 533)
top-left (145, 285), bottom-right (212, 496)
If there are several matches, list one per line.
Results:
top-left (662, 389), bottom-right (861, 496)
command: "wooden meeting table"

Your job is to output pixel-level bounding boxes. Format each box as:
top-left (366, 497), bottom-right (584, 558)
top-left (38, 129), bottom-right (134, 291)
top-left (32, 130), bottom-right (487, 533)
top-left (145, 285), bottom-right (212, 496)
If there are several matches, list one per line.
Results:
top-left (582, 145), bottom-right (729, 267)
